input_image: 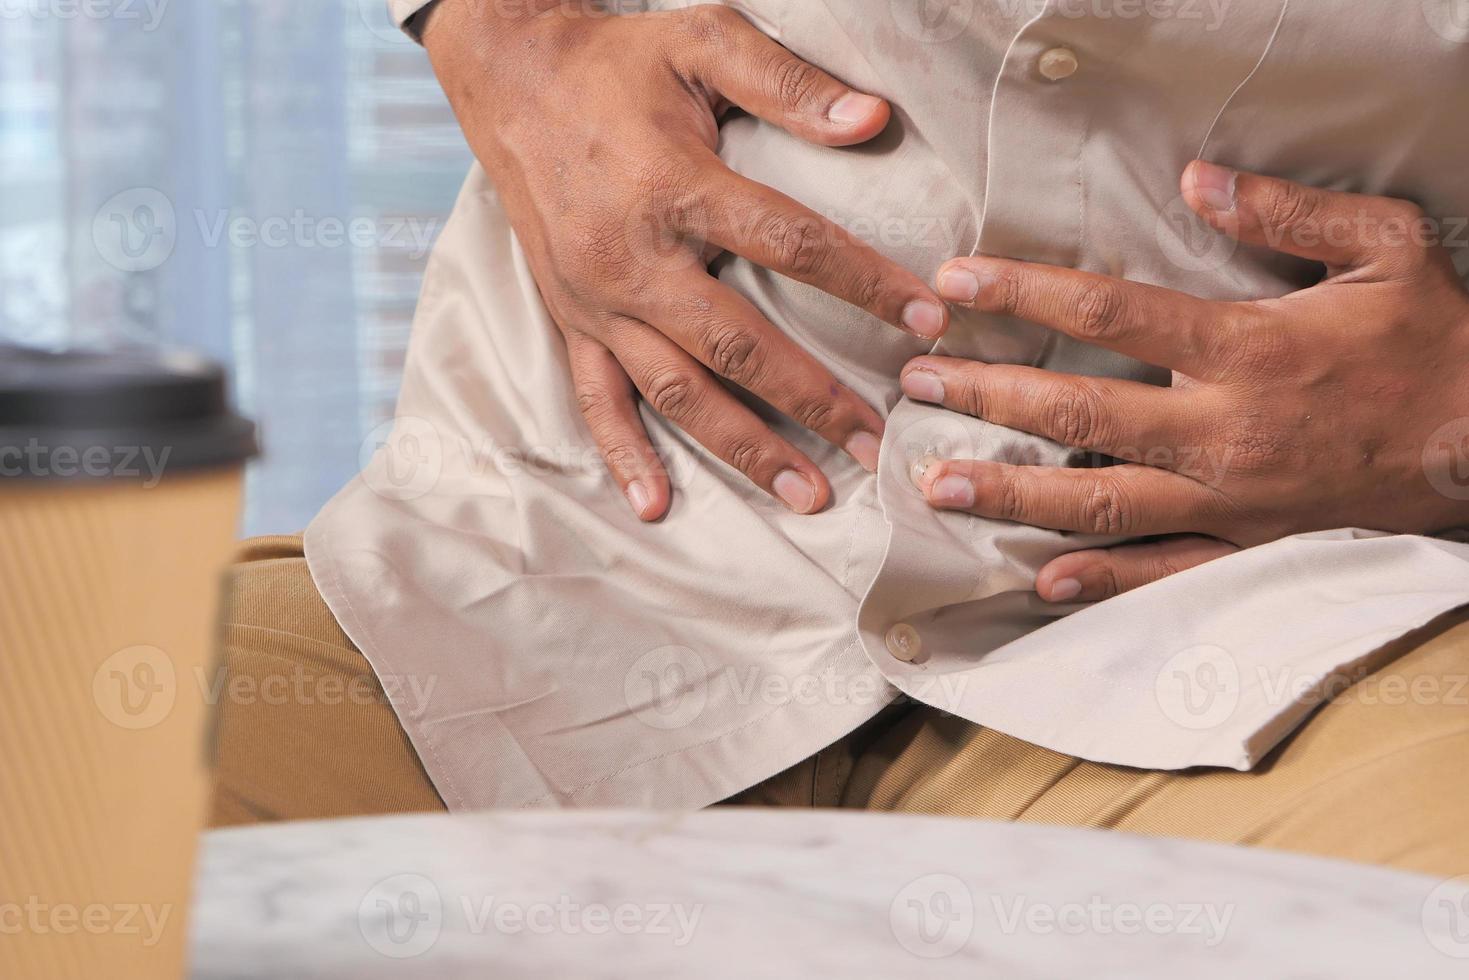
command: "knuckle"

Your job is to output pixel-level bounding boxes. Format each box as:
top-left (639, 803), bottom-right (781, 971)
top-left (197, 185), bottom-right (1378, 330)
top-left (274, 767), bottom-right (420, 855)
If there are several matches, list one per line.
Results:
top-left (1095, 560), bottom-right (1125, 599)
top-left (846, 266), bottom-right (891, 314)
top-left (765, 213), bottom-right (828, 278)
top-left (788, 395), bottom-right (836, 434)
top-left (1042, 384), bottom-right (1106, 448)
top-left (725, 436), bottom-right (771, 477)
top-left (1070, 279), bottom-right (1126, 341)
top-left (574, 382), bottom-right (616, 423)
top-left (644, 368), bottom-right (700, 419)
top-left (1081, 483), bottom-right (1133, 535)
top-left (701, 323), bottom-right (762, 381)
top-left (1261, 184), bottom-right (1319, 235)
top-left (682, 4), bottom-right (738, 44)
top-left (634, 157), bottom-right (702, 221)
top-left (772, 55), bottom-right (825, 110)
top-left (953, 370), bottom-right (988, 418)
top-left (599, 441), bottom-right (643, 474)
top-left (990, 267), bottom-right (1024, 316)
top-left (989, 469), bottom-right (1029, 523)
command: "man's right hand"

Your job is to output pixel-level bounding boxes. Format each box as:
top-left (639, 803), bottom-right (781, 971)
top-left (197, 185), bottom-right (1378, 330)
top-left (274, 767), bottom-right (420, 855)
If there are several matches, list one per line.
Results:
top-left (423, 1), bottom-right (948, 520)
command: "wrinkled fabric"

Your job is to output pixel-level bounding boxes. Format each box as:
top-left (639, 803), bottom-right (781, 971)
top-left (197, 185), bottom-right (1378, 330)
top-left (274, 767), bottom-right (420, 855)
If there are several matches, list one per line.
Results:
top-left (304, 0), bottom-right (1469, 809)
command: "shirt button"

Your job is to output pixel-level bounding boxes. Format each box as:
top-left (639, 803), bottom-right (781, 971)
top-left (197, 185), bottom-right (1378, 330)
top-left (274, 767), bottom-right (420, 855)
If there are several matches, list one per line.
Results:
top-left (1038, 47), bottom-right (1079, 81)
top-left (885, 622), bottom-right (923, 663)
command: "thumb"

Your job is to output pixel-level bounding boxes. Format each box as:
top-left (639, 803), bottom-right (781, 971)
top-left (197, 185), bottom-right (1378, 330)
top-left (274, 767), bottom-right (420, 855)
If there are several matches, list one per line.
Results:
top-left (1037, 536), bottom-right (1239, 604)
top-left (673, 5), bottom-right (890, 146)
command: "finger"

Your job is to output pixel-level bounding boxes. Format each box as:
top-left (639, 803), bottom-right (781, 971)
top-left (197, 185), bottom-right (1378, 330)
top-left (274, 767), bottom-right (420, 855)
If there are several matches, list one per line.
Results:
top-left (565, 330), bottom-right (671, 522)
top-left (934, 256), bottom-right (1232, 376)
top-left (917, 459), bottom-right (1224, 538)
top-left (900, 355), bottom-right (1186, 462)
top-left (612, 318), bottom-right (833, 513)
top-left (1036, 536), bottom-right (1240, 603)
top-left (636, 275), bottom-right (886, 472)
top-left (700, 164), bottom-right (948, 339)
top-left (1182, 159), bottom-right (1433, 272)
top-left (671, 5), bottom-right (890, 146)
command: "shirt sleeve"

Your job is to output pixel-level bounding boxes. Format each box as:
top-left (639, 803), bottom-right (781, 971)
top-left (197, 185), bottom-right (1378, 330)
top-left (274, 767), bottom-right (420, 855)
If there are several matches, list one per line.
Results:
top-left (388, 0), bottom-right (439, 43)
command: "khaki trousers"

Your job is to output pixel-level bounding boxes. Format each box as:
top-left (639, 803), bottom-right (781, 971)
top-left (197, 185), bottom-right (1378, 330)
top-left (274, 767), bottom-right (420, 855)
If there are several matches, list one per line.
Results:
top-left (211, 535), bottom-right (1469, 877)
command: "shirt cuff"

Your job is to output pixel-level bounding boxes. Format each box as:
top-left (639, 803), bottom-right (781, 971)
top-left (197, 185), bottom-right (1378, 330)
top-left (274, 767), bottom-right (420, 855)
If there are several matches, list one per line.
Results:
top-left (389, 0), bottom-right (439, 43)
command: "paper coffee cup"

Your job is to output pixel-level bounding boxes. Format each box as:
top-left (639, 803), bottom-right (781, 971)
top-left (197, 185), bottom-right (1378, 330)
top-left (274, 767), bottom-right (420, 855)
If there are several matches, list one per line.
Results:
top-left (0, 344), bottom-right (256, 980)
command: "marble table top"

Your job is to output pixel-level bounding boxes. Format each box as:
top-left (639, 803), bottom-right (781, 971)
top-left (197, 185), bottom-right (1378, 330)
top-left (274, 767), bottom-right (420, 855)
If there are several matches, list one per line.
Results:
top-left (190, 809), bottom-right (1469, 978)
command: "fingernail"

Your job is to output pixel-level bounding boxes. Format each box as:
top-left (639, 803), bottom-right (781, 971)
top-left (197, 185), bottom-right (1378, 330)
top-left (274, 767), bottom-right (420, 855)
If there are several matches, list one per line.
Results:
top-left (1191, 160), bottom-right (1237, 213)
top-left (937, 268), bottom-right (981, 302)
top-left (1048, 578), bottom-right (1084, 603)
top-left (626, 480), bottom-right (655, 520)
top-left (828, 92), bottom-right (882, 126)
top-left (901, 369), bottom-right (945, 404)
top-left (910, 452), bottom-right (940, 489)
top-left (901, 299), bottom-right (946, 339)
top-left (845, 431), bottom-right (881, 473)
top-left (930, 474), bottom-right (975, 508)
top-left (773, 469), bottom-right (818, 513)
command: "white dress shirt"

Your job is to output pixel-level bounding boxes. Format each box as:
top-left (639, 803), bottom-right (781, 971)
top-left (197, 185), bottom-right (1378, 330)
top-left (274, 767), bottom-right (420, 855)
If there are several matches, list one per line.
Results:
top-left (305, 0), bottom-right (1469, 809)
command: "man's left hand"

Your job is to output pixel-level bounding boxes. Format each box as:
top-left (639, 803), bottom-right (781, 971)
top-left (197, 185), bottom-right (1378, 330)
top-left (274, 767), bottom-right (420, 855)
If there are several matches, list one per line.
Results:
top-left (901, 161), bottom-right (1469, 604)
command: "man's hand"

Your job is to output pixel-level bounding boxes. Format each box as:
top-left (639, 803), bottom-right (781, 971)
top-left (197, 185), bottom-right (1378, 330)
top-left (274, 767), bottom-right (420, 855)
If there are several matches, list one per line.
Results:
top-left (423, 1), bottom-right (949, 520)
top-left (901, 160), bottom-right (1469, 602)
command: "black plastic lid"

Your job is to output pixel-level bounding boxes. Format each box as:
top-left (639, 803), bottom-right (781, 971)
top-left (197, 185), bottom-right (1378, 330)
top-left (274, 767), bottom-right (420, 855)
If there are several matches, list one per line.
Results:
top-left (0, 344), bottom-right (258, 482)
